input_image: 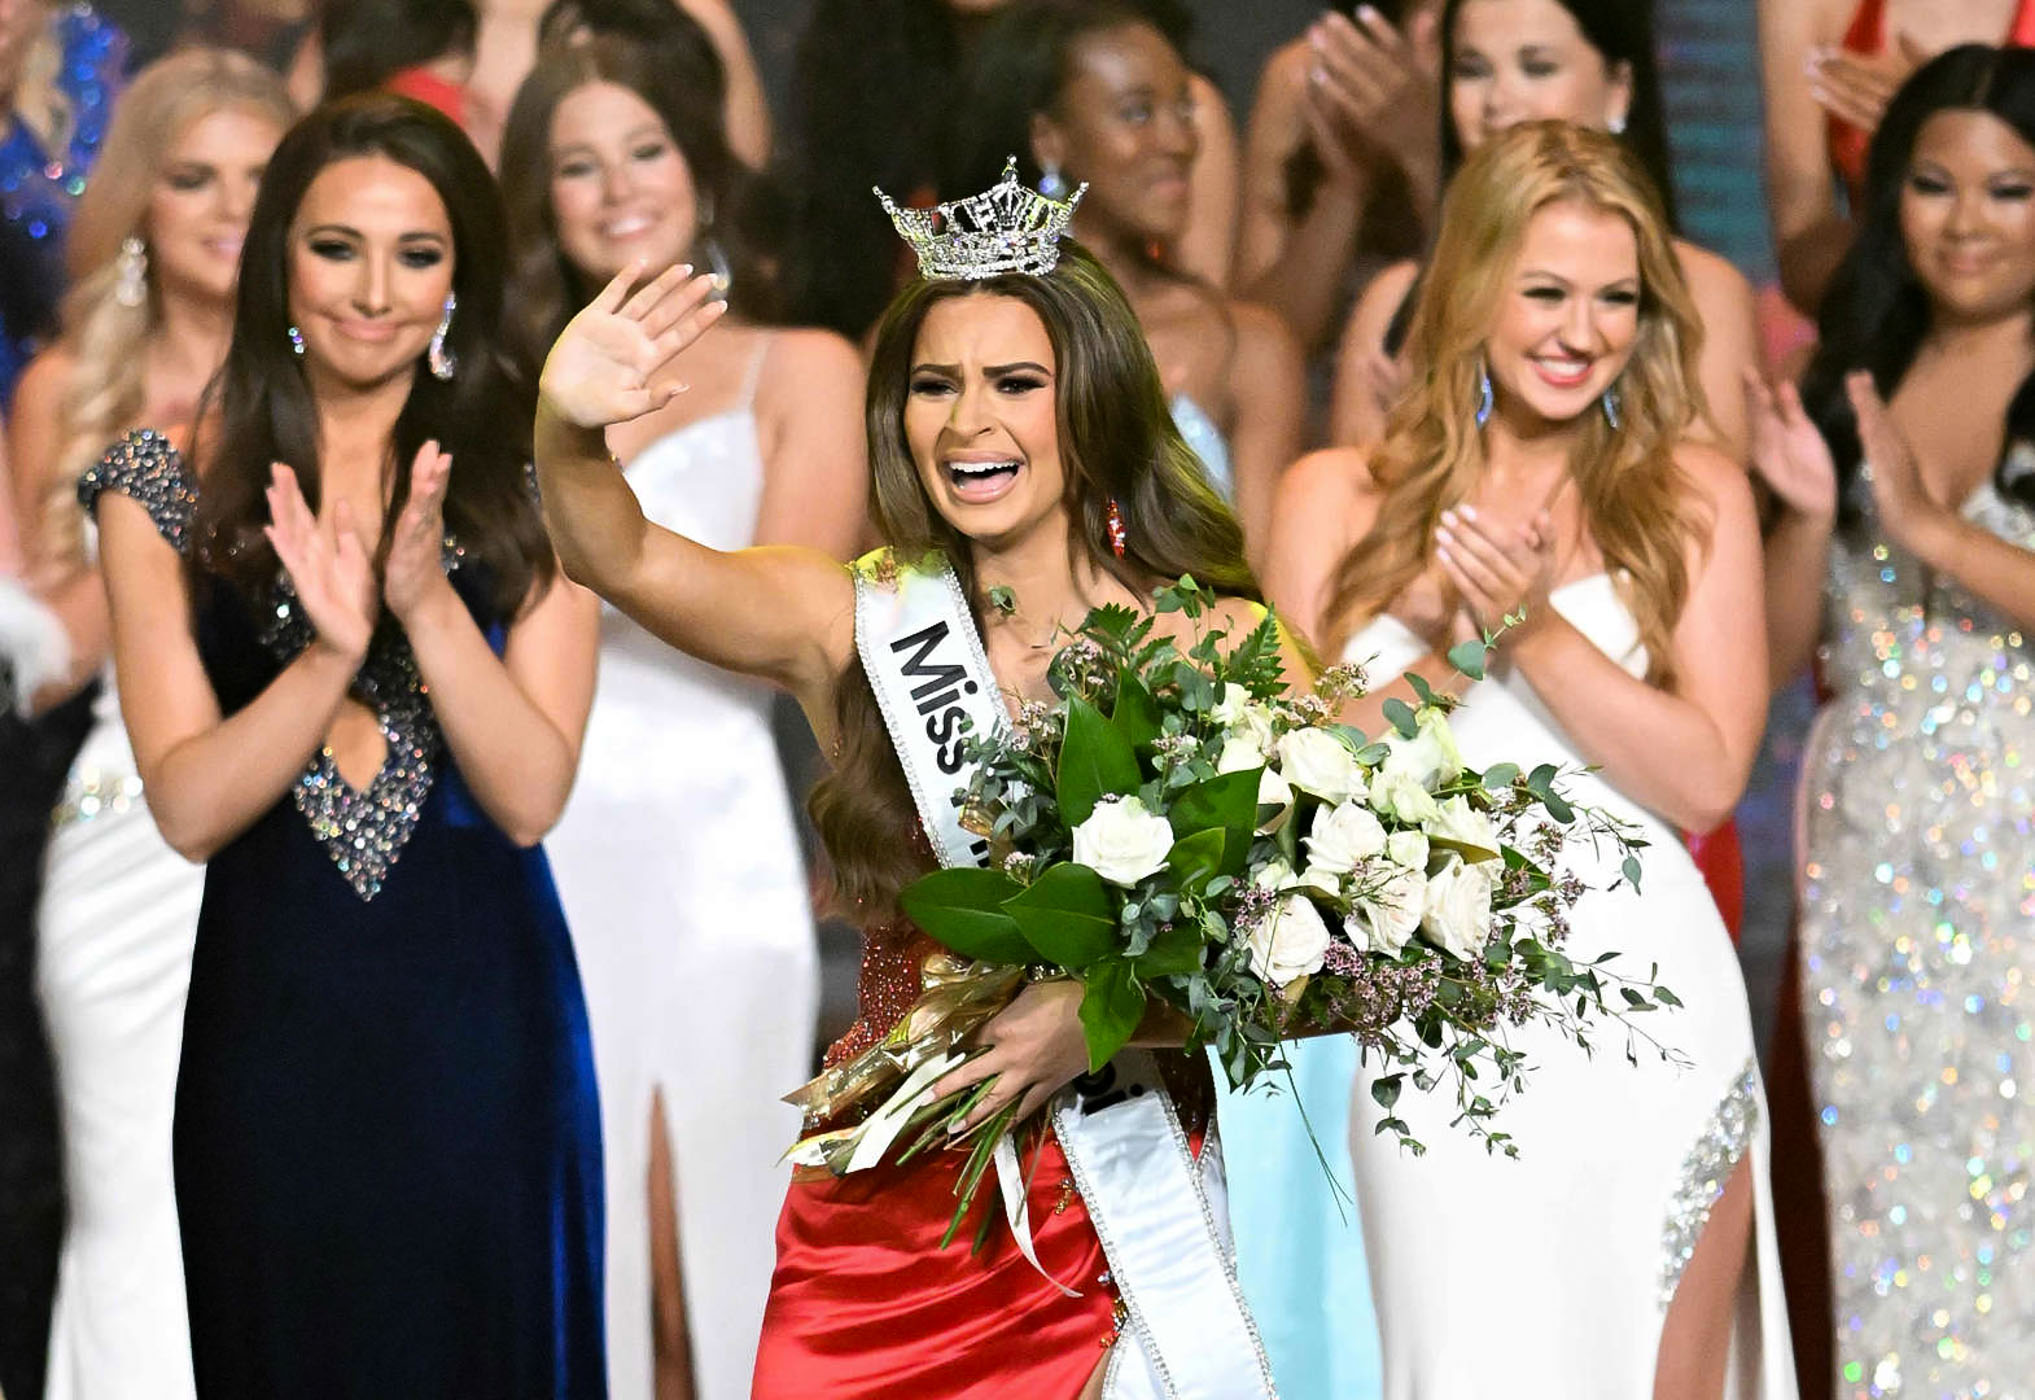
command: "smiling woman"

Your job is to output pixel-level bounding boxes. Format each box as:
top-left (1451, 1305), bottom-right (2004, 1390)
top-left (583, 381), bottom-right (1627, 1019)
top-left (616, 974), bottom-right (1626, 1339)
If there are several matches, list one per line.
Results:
top-left (83, 95), bottom-right (606, 1398)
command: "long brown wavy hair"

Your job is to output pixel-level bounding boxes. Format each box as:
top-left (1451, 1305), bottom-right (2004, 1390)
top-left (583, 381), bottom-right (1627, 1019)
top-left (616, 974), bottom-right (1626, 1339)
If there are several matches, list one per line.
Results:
top-left (1324, 121), bottom-right (1707, 687)
top-left (812, 241), bottom-right (1256, 916)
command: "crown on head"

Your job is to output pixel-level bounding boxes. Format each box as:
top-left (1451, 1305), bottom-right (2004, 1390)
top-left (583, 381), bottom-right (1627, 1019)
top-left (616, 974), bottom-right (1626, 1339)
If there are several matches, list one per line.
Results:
top-left (875, 157), bottom-right (1087, 281)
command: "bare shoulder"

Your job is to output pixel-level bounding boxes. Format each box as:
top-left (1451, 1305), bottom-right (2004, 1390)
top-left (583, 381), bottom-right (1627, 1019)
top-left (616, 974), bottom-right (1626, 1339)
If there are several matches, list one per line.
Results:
top-left (1278, 445), bottom-right (1379, 516)
top-left (1671, 238), bottom-right (1754, 306)
top-left (1674, 439), bottom-right (1757, 524)
top-left (15, 344), bottom-right (77, 405)
top-left (762, 325), bottom-right (863, 380)
top-left (1226, 297), bottom-right (1304, 373)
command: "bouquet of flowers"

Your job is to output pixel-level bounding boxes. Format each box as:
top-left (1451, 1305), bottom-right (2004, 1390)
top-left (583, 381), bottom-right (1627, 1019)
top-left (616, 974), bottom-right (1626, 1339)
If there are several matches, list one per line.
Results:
top-left (784, 577), bottom-right (1680, 1243)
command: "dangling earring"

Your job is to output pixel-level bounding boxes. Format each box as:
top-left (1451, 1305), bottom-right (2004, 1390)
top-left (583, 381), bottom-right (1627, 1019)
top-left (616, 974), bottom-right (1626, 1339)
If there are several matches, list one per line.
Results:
top-left (1602, 383), bottom-right (1623, 430)
top-left (115, 235), bottom-right (148, 309)
top-left (1039, 159), bottom-right (1068, 201)
top-left (1105, 497), bottom-right (1128, 558)
top-left (287, 324), bottom-right (305, 357)
top-left (428, 292), bottom-right (457, 380)
top-left (695, 192), bottom-right (733, 299)
top-left (1607, 112), bottom-right (1628, 136)
top-left (1475, 361), bottom-right (1494, 429)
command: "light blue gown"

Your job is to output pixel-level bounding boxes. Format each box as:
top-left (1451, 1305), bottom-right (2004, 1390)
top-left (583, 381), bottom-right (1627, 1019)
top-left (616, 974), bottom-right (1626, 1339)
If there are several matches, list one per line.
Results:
top-left (1168, 395), bottom-right (1384, 1400)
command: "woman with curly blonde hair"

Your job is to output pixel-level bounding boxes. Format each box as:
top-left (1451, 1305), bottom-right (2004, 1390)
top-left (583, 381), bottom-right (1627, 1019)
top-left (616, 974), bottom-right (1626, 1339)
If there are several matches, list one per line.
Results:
top-left (1262, 121), bottom-right (1790, 1397)
top-left (5, 47), bottom-right (290, 1400)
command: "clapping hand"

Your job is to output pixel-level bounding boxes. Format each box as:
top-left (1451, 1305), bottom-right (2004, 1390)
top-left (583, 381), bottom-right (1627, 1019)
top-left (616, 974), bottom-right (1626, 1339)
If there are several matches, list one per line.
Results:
top-left (539, 261), bottom-right (727, 431)
top-left (382, 440), bottom-right (454, 624)
top-left (1744, 369), bottom-right (1838, 521)
top-left (1302, 6), bottom-right (1441, 186)
top-left (1434, 503), bottom-right (1557, 636)
top-left (1845, 370), bottom-right (1944, 551)
top-left (264, 463), bottom-right (377, 664)
top-left (1808, 34), bottom-right (1929, 137)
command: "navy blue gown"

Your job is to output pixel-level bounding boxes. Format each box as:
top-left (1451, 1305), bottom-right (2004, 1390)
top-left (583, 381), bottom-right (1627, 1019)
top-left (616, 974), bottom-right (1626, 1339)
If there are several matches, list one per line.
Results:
top-left (81, 431), bottom-right (607, 1399)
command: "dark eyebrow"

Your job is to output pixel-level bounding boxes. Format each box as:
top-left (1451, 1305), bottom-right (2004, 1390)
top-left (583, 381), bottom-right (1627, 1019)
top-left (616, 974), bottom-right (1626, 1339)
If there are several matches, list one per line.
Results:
top-left (304, 224), bottom-right (361, 240)
top-left (985, 361), bottom-right (1052, 376)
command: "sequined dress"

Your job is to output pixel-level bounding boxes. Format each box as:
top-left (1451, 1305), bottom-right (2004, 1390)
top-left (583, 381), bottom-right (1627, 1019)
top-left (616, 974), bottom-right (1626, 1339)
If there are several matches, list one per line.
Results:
top-left (545, 343), bottom-right (818, 1400)
top-left (80, 431), bottom-right (606, 1398)
top-left (1343, 579), bottom-right (1794, 1397)
top-left (1796, 478), bottom-right (2035, 1395)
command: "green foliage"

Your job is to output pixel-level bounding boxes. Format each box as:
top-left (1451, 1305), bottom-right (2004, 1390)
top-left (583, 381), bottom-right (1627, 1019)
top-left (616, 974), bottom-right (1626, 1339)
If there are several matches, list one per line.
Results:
top-left (1056, 696), bottom-right (1141, 826)
top-left (1003, 863), bottom-right (1117, 968)
top-left (898, 868), bottom-right (1031, 965)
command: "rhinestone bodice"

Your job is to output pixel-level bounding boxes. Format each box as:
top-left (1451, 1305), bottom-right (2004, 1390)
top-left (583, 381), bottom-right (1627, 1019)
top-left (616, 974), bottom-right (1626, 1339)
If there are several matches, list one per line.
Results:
top-left (79, 430), bottom-right (494, 901)
top-left (1800, 473), bottom-right (2035, 1391)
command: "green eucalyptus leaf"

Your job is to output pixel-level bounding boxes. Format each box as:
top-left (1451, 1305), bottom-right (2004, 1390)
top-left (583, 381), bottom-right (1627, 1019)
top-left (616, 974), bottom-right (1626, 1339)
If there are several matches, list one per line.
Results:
top-left (1078, 959), bottom-right (1146, 1070)
top-left (1003, 862), bottom-right (1119, 968)
top-left (898, 867), bottom-right (1032, 965)
top-left (1057, 696), bottom-right (1142, 827)
top-left (1381, 696), bottom-right (1420, 739)
top-left (1446, 638), bottom-right (1489, 680)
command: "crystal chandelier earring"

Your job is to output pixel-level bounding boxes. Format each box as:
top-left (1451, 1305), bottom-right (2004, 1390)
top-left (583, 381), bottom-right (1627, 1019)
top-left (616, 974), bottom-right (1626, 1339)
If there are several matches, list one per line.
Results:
top-left (428, 292), bottom-right (457, 380)
top-left (287, 324), bottom-right (306, 357)
top-left (1475, 360), bottom-right (1494, 428)
top-left (114, 235), bottom-right (148, 309)
top-left (1602, 382), bottom-right (1623, 430)
top-left (1105, 498), bottom-right (1128, 558)
top-left (1038, 158), bottom-right (1069, 201)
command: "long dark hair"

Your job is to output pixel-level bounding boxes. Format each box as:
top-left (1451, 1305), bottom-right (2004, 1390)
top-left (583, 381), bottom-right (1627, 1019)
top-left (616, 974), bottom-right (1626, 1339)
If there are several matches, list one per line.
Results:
top-left (498, 38), bottom-right (773, 390)
top-left (1439, 0), bottom-right (1678, 230)
top-left (320, 0), bottom-right (478, 100)
top-left (811, 243), bottom-right (1256, 913)
top-left (190, 94), bottom-right (552, 617)
top-left (1802, 44), bottom-right (2035, 511)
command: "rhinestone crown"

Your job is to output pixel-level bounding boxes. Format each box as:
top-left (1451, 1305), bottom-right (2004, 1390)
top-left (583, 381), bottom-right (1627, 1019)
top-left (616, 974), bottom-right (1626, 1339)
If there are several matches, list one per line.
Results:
top-left (876, 156), bottom-right (1087, 281)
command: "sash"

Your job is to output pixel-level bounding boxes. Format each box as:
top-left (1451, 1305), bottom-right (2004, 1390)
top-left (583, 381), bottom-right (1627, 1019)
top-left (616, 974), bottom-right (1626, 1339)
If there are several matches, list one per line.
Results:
top-left (855, 551), bottom-right (1276, 1400)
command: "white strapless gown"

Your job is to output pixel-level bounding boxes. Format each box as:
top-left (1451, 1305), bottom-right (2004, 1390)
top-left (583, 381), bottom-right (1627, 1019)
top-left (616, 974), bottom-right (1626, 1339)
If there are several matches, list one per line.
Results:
top-left (545, 375), bottom-right (818, 1400)
top-left (1343, 577), bottom-right (1793, 1397)
top-left (38, 675), bottom-right (202, 1399)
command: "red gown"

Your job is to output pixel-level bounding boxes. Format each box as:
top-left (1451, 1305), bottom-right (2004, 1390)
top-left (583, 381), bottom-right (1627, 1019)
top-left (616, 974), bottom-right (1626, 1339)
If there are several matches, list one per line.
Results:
top-left (750, 921), bottom-right (1124, 1398)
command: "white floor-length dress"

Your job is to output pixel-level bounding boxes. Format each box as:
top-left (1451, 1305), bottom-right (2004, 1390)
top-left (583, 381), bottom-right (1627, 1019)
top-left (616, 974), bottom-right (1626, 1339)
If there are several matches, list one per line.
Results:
top-left (1342, 577), bottom-right (1794, 1398)
top-left (546, 341), bottom-right (818, 1400)
top-left (39, 676), bottom-right (202, 1399)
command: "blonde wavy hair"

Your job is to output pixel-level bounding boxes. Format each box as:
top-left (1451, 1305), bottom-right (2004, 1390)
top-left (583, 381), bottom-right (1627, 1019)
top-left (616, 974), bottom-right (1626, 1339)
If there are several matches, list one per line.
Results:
top-left (1324, 121), bottom-right (1708, 687)
top-left (41, 48), bottom-right (292, 557)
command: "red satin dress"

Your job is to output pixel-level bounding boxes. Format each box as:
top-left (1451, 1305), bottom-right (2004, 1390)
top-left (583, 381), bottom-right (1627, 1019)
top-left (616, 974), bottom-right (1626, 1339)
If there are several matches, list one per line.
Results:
top-left (1826, 0), bottom-right (2035, 201)
top-left (750, 920), bottom-right (1124, 1398)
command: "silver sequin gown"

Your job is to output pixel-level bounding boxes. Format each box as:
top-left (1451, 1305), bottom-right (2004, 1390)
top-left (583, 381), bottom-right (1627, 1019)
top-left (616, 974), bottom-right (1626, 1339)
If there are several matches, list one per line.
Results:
top-left (1798, 476), bottom-right (2035, 1396)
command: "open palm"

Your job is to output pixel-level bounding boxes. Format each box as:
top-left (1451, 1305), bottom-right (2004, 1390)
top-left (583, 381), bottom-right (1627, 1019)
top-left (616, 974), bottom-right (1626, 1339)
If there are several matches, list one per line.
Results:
top-left (539, 263), bottom-right (727, 430)
top-left (1744, 370), bottom-right (1837, 521)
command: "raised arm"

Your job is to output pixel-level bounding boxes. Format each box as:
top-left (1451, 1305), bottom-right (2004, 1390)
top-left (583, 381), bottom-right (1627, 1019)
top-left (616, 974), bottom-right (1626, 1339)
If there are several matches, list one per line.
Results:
top-left (1759, 0), bottom-right (1853, 315)
top-left (1745, 369), bottom-right (1838, 689)
top-left (1175, 71), bottom-right (1241, 292)
top-left (534, 263), bottom-right (856, 713)
top-left (1328, 258), bottom-right (1419, 447)
top-left (97, 461), bottom-right (374, 862)
top-left (675, 0), bottom-right (773, 169)
top-left (1226, 301), bottom-right (1305, 569)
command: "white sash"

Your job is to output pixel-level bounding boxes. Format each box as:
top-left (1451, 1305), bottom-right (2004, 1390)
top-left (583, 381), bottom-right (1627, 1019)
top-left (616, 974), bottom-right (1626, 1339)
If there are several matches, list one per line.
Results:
top-left (855, 551), bottom-right (1276, 1400)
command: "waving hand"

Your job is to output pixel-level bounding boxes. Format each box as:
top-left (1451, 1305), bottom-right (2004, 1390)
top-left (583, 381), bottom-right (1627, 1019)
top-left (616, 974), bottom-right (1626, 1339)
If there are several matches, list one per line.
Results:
top-left (539, 262), bottom-right (728, 430)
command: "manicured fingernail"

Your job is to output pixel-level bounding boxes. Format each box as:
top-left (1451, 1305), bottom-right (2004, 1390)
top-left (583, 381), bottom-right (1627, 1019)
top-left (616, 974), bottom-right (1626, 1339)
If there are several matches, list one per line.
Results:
top-left (1357, 4), bottom-right (1380, 20)
top-left (947, 1118), bottom-right (967, 1135)
top-left (1440, 507), bottom-right (1457, 524)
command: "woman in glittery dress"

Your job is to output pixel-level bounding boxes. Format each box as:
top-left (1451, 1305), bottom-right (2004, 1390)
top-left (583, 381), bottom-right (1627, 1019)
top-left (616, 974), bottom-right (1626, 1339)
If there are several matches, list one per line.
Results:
top-left (83, 96), bottom-right (604, 1397)
top-left (1754, 44), bottom-right (2035, 1396)
top-left (535, 175), bottom-right (1303, 1392)
top-left (9, 52), bottom-right (291, 1400)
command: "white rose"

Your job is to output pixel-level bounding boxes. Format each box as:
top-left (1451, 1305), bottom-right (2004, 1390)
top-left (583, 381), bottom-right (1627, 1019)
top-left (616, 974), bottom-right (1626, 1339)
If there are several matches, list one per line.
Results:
top-left (1421, 855), bottom-right (1497, 961)
top-left (1071, 795), bottom-right (1174, 888)
top-left (1424, 795), bottom-right (1500, 858)
top-left (1211, 683), bottom-right (1252, 726)
top-left (1304, 800), bottom-right (1388, 874)
top-left (1346, 864), bottom-right (1426, 956)
top-left (1370, 767), bottom-right (1441, 825)
top-left (1216, 735), bottom-right (1265, 774)
top-left (1248, 892), bottom-right (1332, 987)
top-left (1379, 709), bottom-right (1463, 790)
top-left (1252, 857), bottom-right (1299, 891)
top-left (1385, 829), bottom-right (1430, 871)
top-left (1256, 765), bottom-right (1296, 835)
top-left (1275, 728), bottom-right (1366, 803)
